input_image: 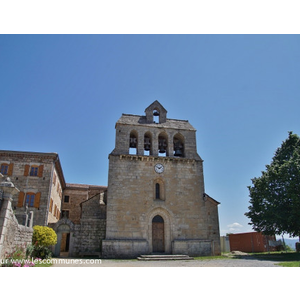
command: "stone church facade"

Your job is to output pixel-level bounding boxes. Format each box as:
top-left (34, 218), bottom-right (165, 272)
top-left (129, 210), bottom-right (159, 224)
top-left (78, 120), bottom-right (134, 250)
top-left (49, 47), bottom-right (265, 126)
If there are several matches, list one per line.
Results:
top-left (102, 101), bottom-right (220, 257)
top-left (0, 100), bottom-right (220, 258)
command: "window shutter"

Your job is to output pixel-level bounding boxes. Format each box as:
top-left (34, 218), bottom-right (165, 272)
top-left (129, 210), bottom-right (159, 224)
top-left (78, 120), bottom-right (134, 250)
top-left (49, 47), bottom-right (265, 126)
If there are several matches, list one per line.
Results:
top-left (8, 163), bottom-right (14, 176)
top-left (49, 198), bottom-right (53, 212)
top-left (17, 192), bottom-right (25, 207)
top-left (24, 165), bottom-right (30, 176)
top-left (34, 192), bottom-right (41, 208)
top-left (38, 165), bottom-right (44, 177)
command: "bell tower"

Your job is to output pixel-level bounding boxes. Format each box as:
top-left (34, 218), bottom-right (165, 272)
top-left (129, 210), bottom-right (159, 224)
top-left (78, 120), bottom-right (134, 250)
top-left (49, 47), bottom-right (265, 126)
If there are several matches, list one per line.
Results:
top-left (102, 100), bottom-right (221, 258)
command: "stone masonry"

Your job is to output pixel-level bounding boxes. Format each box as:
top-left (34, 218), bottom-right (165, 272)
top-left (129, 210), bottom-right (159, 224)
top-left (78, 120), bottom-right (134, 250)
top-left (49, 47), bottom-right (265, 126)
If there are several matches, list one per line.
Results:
top-left (0, 175), bottom-right (33, 260)
top-left (102, 101), bottom-right (221, 258)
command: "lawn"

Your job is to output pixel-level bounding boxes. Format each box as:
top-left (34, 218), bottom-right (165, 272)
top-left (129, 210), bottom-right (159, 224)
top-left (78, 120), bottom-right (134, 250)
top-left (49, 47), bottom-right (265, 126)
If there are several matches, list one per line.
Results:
top-left (248, 251), bottom-right (300, 267)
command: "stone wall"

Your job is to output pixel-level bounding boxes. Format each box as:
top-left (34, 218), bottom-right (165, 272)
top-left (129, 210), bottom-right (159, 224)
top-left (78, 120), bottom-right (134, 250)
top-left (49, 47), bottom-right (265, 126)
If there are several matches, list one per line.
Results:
top-left (62, 184), bottom-right (107, 224)
top-left (0, 176), bottom-right (33, 260)
top-left (51, 193), bottom-right (107, 257)
top-left (1, 211), bottom-right (33, 258)
top-left (73, 193), bottom-right (106, 256)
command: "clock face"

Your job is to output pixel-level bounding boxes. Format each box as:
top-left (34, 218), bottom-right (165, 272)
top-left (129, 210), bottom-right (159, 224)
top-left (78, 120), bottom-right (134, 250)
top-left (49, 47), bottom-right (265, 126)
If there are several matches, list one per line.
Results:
top-left (154, 163), bottom-right (164, 174)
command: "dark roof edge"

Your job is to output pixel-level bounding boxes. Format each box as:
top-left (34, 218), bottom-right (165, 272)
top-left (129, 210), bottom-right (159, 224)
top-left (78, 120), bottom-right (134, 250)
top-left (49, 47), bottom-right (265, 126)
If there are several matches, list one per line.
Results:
top-left (204, 193), bottom-right (220, 205)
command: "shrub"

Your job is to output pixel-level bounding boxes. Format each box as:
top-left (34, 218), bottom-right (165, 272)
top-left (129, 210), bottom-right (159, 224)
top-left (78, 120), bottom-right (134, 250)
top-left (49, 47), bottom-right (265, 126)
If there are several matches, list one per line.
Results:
top-left (32, 226), bottom-right (57, 246)
top-left (30, 244), bottom-right (53, 259)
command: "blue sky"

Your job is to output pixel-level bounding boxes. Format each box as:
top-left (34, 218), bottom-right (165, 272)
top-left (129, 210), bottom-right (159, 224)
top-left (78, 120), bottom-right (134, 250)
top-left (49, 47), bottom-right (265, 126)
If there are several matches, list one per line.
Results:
top-left (1, 34), bottom-right (300, 237)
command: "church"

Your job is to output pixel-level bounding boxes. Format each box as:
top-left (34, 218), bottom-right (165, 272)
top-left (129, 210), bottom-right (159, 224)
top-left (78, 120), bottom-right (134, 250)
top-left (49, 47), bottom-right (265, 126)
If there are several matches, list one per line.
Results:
top-left (0, 101), bottom-right (221, 258)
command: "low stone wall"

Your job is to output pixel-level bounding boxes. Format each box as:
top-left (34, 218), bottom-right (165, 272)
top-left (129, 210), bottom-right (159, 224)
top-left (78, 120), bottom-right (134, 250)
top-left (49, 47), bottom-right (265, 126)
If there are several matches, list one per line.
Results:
top-left (1, 212), bottom-right (33, 257)
top-left (0, 176), bottom-right (33, 260)
top-left (172, 239), bottom-right (212, 256)
top-left (102, 239), bottom-right (149, 258)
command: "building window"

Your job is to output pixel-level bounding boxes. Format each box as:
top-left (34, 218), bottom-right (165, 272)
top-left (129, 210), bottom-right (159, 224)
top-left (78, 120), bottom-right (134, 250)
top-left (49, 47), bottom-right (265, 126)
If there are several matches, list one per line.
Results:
top-left (24, 164), bottom-right (44, 177)
top-left (25, 193), bottom-right (35, 207)
top-left (30, 166), bottom-right (39, 176)
top-left (49, 198), bottom-right (53, 213)
top-left (64, 195), bottom-right (70, 203)
top-left (62, 210), bottom-right (69, 218)
top-left (1, 164), bottom-right (9, 175)
top-left (18, 192), bottom-right (41, 208)
top-left (155, 183), bottom-right (160, 199)
top-left (154, 179), bottom-right (165, 201)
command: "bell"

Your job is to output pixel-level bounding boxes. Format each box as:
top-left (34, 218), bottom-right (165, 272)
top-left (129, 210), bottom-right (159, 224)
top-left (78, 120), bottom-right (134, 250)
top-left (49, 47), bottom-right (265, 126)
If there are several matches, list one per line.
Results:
top-left (144, 144), bottom-right (151, 151)
top-left (153, 110), bottom-right (160, 116)
top-left (174, 149), bottom-right (183, 156)
top-left (130, 137), bottom-right (137, 148)
top-left (159, 139), bottom-right (166, 153)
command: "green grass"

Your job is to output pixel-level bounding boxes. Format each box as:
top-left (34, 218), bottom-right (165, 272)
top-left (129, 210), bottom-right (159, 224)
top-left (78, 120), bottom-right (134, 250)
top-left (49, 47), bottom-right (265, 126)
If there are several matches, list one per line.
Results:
top-left (246, 251), bottom-right (300, 267)
top-left (276, 261), bottom-right (300, 267)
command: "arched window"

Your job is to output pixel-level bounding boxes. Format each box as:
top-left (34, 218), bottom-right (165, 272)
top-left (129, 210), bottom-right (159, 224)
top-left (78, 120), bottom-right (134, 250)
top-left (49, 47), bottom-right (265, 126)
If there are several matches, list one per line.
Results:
top-left (158, 132), bottom-right (168, 157)
top-left (144, 132), bottom-right (152, 156)
top-left (155, 183), bottom-right (160, 199)
top-left (173, 133), bottom-right (185, 157)
top-left (154, 179), bottom-right (165, 200)
top-left (129, 130), bottom-right (138, 155)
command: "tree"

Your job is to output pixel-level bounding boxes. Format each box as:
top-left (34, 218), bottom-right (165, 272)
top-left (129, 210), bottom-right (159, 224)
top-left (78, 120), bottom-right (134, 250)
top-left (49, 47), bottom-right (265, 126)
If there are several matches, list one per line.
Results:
top-left (245, 132), bottom-right (300, 240)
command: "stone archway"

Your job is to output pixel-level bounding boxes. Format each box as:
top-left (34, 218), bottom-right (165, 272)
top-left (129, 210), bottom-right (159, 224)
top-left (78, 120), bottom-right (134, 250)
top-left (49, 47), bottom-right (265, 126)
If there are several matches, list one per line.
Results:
top-left (147, 207), bottom-right (173, 254)
top-left (53, 218), bottom-right (75, 257)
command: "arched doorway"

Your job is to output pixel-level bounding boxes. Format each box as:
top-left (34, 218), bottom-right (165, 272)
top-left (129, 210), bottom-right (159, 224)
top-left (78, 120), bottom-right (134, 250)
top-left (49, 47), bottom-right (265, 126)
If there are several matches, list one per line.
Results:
top-left (53, 218), bottom-right (75, 257)
top-left (54, 224), bottom-right (71, 257)
top-left (152, 215), bottom-right (164, 253)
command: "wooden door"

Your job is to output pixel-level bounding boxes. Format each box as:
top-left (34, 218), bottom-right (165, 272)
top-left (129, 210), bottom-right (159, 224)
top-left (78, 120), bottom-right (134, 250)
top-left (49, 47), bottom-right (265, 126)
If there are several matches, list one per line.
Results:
top-left (152, 215), bottom-right (164, 253)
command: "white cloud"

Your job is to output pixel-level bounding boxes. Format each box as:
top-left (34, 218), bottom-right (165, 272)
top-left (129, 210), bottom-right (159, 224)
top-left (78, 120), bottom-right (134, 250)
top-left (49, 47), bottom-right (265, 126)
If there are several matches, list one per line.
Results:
top-left (227, 222), bottom-right (243, 232)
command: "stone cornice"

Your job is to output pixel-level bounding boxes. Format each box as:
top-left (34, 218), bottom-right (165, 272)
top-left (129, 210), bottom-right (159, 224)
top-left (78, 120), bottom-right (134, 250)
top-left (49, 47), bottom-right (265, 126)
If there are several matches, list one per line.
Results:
top-left (110, 154), bottom-right (203, 163)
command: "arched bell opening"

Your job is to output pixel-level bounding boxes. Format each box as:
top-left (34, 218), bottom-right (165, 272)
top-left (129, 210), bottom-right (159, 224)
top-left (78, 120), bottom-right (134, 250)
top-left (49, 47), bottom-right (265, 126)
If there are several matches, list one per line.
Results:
top-left (129, 130), bottom-right (138, 155)
top-left (144, 132), bottom-right (152, 156)
top-left (153, 109), bottom-right (160, 123)
top-left (173, 133), bottom-right (185, 157)
top-left (158, 132), bottom-right (168, 157)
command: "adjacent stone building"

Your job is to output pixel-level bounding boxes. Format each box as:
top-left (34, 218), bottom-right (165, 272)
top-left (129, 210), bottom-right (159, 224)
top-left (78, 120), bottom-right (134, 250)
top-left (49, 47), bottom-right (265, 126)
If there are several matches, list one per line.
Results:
top-left (102, 101), bottom-right (221, 258)
top-left (0, 151), bottom-right (65, 226)
top-left (0, 151), bottom-right (106, 258)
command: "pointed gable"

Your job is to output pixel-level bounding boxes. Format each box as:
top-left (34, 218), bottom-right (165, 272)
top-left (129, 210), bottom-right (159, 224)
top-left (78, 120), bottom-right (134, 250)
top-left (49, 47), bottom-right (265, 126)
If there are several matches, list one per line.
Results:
top-left (145, 100), bottom-right (167, 123)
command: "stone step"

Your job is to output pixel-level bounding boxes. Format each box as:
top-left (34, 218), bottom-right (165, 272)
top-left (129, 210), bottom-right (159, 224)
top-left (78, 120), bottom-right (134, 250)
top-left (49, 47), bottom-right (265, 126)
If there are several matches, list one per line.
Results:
top-left (137, 254), bottom-right (194, 261)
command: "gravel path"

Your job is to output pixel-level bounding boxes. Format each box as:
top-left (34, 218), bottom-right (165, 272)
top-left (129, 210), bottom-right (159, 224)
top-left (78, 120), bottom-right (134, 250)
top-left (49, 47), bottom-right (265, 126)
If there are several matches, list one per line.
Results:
top-left (50, 257), bottom-right (282, 267)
